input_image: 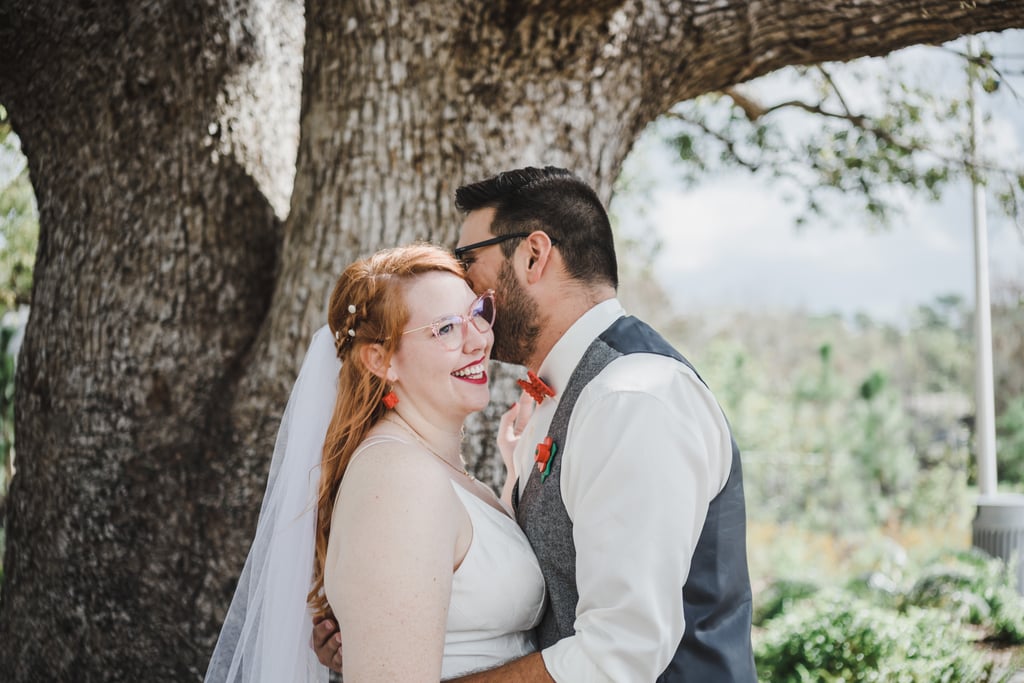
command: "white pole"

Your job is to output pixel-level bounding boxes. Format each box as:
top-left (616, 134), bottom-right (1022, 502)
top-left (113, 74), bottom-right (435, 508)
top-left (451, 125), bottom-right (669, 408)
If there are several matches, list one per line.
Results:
top-left (968, 37), bottom-right (998, 496)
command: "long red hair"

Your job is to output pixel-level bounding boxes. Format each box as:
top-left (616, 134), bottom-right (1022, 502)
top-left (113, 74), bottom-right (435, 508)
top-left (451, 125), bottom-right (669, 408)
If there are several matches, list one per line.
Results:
top-left (307, 243), bottom-right (465, 617)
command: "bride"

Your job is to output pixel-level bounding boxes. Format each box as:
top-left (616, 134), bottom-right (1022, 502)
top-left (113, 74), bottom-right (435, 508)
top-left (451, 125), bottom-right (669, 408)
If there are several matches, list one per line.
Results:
top-left (206, 244), bottom-right (544, 682)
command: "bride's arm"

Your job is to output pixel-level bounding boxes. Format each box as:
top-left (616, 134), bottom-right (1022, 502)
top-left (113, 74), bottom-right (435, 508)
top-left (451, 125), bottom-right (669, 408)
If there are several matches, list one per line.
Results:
top-left (324, 444), bottom-right (466, 682)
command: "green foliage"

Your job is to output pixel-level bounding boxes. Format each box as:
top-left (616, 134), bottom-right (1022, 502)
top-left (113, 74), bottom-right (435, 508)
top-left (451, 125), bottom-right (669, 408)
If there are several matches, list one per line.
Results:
top-left (755, 590), bottom-right (995, 682)
top-left (843, 571), bottom-right (905, 611)
top-left (0, 102), bottom-right (35, 589)
top-left (738, 326), bottom-right (956, 531)
top-left (0, 106), bottom-right (38, 309)
top-left (904, 549), bottom-right (1024, 644)
top-left (752, 545), bottom-right (1024, 680)
top-left (996, 395), bottom-right (1024, 484)
top-left (0, 314), bottom-right (21, 589)
top-left (0, 320), bottom-right (12, 589)
top-left (0, 321), bottom-right (16, 471)
top-left (661, 37), bottom-right (1024, 231)
top-left (0, 100), bottom-right (36, 498)
top-left (681, 285), bottom-right (1024, 530)
top-left (907, 298), bottom-right (973, 394)
top-left (859, 370), bottom-right (885, 401)
top-left (848, 376), bottom-right (916, 498)
top-left (753, 578), bottom-right (820, 626)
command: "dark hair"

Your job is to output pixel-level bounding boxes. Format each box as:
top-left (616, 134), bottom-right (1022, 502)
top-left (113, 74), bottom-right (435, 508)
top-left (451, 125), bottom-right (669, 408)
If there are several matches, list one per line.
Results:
top-left (455, 166), bottom-right (618, 289)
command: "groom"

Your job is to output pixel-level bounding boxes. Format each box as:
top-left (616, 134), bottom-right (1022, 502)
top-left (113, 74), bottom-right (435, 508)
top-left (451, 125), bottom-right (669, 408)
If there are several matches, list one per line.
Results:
top-left (315, 167), bottom-right (755, 681)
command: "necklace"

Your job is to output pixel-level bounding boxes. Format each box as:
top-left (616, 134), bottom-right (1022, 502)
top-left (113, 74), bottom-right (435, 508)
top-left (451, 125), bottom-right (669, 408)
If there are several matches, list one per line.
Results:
top-left (384, 416), bottom-right (475, 481)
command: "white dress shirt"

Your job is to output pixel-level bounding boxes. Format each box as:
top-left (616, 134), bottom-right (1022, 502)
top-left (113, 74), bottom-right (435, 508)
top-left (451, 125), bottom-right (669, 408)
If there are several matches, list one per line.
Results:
top-left (512, 299), bottom-right (734, 682)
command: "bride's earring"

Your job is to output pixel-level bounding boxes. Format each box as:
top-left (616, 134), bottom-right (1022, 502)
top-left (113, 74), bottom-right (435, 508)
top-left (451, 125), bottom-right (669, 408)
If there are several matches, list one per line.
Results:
top-left (382, 374), bottom-right (399, 409)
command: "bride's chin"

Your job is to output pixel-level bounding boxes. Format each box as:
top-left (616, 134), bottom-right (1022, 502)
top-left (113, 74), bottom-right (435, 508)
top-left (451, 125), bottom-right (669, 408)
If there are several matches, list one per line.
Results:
top-left (465, 392), bottom-right (490, 413)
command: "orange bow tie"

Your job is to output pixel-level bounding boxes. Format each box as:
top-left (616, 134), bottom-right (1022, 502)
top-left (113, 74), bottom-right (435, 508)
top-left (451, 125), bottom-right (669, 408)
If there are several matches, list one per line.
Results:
top-left (517, 371), bottom-right (556, 404)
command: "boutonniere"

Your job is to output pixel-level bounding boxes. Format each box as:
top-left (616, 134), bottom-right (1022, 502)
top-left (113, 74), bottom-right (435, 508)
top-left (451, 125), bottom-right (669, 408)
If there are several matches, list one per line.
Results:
top-left (534, 436), bottom-right (558, 483)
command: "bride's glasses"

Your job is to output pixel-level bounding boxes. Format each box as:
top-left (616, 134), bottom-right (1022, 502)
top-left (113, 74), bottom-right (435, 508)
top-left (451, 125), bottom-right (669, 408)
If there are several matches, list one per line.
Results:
top-left (402, 290), bottom-right (496, 351)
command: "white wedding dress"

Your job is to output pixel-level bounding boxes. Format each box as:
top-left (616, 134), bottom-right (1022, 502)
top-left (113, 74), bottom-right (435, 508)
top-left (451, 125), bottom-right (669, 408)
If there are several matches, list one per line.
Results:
top-left (341, 437), bottom-right (546, 679)
top-left (442, 482), bottom-right (546, 678)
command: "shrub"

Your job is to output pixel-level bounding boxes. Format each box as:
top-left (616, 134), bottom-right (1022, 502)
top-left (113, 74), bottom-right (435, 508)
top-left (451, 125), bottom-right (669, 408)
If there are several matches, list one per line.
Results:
top-left (753, 578), bottom-right (821, 626)
top-left (843, 571), bottom-right (903, 611)
top-left (905, 549), bottom-right (1024, 644)
top-left (754, 590), bottom-right (995, 682)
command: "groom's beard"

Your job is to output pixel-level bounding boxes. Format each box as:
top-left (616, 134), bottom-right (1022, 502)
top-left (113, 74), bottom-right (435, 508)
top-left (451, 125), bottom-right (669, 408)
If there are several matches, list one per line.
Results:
top-left (490, 259), bottom-right (541, 366)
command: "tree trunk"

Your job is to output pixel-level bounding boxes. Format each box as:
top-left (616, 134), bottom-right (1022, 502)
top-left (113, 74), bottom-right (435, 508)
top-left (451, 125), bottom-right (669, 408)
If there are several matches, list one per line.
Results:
top-left (0, 0), bottom-right (303, 679)
top-left (1, 0), bottom-right (1022, 679)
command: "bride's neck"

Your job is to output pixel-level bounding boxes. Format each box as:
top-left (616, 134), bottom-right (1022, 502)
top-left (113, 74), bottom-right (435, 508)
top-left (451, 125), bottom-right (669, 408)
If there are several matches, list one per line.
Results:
top-left (386, 408), bottom-right (463, 454)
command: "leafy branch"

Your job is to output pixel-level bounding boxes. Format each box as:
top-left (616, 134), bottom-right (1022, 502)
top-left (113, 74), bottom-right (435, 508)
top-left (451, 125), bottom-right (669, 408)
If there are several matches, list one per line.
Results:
top-left (662, 41), bottom-right (1024, 232)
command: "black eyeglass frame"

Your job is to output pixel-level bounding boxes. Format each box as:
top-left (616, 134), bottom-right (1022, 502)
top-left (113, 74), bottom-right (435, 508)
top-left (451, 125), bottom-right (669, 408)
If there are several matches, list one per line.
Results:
top-left (453, 232), bottom-right (560, 266)
top-left (453, 233), bottom-right (531, 260)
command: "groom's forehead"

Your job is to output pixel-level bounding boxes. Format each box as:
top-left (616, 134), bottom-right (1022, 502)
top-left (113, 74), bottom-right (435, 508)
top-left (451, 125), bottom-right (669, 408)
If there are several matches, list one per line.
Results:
top-left (456, 207), bottom-right (498, 248)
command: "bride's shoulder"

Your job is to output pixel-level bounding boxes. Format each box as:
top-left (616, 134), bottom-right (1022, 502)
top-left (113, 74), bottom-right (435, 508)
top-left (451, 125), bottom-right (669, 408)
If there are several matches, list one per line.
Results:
top-left (331, 438), bottom-right (464, 546)
top-left (341, 436), bottom-right (454, 502)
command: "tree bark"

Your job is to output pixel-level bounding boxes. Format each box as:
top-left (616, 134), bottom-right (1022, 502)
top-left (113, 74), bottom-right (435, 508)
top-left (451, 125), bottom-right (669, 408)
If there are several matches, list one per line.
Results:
top-left (0, 0), bottom-right (1022, 679)
top-left (0, 0), bottom-right (302, 679)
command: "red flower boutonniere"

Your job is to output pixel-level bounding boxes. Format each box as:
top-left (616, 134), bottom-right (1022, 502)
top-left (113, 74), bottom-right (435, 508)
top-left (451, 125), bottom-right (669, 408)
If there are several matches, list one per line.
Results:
top-left (534, 436), bottom-right (558, 483)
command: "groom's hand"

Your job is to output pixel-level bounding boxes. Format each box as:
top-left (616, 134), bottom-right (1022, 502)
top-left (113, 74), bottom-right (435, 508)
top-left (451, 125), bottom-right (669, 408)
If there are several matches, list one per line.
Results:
top-left (312, 614), bottom-right (343, 673)
top-left (497, 401), bottom-right (522, 475)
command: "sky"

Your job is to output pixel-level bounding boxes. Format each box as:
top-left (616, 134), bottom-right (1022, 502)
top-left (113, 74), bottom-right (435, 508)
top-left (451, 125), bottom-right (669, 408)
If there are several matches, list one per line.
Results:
top-left (612, 31), bottom-right (1024, 325)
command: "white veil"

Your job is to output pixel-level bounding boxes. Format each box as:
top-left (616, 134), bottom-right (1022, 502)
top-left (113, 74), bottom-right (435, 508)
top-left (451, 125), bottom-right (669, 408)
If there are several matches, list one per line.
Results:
top-left (205, 325), bottom-right (338, 683)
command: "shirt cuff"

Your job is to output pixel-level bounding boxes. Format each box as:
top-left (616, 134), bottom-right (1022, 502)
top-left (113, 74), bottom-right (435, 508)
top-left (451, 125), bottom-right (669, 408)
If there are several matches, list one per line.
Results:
top-left (541, 636), bottom-right (616, 683)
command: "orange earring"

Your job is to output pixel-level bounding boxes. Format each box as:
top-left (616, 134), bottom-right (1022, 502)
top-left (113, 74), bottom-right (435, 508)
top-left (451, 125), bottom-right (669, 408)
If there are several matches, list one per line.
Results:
top-left (382, 390), bottom-right (399, 409)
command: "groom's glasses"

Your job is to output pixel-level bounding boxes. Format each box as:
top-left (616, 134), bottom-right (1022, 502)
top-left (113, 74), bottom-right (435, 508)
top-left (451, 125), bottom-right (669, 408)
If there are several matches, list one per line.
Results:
top-left (402, 290), bottom-right (496, 351)
top-left (453, 233), bottom-right (531, 270)
top-left (454, 233), bottom-right (561, 270)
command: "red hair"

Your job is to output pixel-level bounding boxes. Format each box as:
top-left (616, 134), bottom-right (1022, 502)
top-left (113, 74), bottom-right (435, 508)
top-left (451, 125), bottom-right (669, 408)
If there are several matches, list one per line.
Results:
top-left (307, 243), bottom-right (465, 617)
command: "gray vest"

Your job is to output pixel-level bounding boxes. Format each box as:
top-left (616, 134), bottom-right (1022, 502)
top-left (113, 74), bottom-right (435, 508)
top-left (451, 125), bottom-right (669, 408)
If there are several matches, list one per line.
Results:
top-left (514, 316), bottom-right (756, 681)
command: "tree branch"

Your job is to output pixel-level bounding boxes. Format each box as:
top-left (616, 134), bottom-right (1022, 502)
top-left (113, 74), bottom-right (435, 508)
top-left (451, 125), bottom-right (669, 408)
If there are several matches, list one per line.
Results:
top-left (816, 65), bottom-right (854, 119)
top-left (636, 0), bottom-right (1024, 112)
top-left (663, 109), bottom-right (762, 172)
top-left (724, 87), bottom-right (938, 161)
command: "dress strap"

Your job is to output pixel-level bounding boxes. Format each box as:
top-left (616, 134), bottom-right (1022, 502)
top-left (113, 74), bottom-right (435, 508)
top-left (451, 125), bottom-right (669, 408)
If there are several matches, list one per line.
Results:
top-left (349, 434), bottom-right (412, 463)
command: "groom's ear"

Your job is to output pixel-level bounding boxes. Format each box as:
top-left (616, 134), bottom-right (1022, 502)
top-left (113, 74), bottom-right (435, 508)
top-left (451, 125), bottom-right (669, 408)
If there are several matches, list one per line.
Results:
top-left (359, 343), bottom-right (391, 380)
top-left (522, 230), bottom-right (555, 284)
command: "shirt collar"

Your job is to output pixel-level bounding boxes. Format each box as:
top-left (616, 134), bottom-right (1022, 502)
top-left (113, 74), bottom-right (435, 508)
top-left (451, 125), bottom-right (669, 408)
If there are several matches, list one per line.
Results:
top-left (536, 298), bottom-right (625, 396)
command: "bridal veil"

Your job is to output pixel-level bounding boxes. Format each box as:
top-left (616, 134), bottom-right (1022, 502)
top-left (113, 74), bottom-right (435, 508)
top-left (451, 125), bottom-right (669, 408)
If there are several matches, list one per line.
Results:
top-left (205, 326), bottom-right (337, 683)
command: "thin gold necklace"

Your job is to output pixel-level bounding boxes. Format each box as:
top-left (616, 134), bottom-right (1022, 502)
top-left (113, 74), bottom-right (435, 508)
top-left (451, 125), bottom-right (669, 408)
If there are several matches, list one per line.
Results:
top-left (384, 416), bottom-right (475, 481)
